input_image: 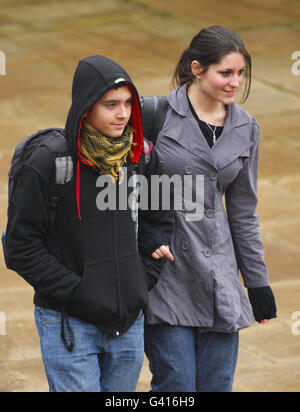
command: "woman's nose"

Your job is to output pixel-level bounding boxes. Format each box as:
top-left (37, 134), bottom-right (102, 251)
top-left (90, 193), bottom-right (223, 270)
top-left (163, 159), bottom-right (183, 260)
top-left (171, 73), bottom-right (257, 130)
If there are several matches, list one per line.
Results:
top-left (230, 75), bottom-right (242, 88)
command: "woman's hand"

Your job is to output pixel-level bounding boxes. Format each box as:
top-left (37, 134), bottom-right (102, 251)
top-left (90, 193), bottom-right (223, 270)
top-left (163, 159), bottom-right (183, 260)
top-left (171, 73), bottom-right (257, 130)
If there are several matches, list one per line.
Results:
top-left (152, 245), bottom-right (175, 261)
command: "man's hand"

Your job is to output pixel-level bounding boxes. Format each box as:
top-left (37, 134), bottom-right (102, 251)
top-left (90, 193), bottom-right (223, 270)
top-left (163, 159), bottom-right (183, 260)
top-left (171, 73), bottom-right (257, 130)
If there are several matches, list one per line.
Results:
top-left (152, 245), bottom-right (174, 262)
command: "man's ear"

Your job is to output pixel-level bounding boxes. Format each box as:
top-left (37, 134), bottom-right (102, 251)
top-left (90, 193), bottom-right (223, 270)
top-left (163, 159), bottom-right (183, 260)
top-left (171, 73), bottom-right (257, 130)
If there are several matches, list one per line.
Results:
top-left (84, 108), bottom-right (91, 119)
top-left (191, 60), bottom-right (204, 79)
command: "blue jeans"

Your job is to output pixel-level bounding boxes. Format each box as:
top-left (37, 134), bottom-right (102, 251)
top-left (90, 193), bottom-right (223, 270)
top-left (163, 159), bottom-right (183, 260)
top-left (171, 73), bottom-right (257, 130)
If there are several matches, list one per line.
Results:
top-left (34, 306), bottom-right (144, 392)
top-left (144, 324), bottom-right (239, 392)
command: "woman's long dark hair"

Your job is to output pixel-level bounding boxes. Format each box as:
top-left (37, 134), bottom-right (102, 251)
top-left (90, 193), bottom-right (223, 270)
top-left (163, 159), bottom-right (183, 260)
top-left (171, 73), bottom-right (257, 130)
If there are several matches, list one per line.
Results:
top-left (172, 26), bottom-right (252, 103)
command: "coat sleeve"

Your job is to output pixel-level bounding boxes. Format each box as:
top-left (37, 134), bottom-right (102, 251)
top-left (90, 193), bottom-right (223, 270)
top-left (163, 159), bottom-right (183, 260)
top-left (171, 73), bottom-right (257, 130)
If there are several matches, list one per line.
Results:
top-left (5, 150), bottom-right (81, 303)
top-left (225, 119), bottom-right (270, 288)
top-left (137, 141), bottom-right (174, 288)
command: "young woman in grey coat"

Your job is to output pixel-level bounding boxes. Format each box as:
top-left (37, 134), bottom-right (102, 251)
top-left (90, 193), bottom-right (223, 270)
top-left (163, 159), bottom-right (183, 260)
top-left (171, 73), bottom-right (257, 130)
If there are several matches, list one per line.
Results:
top-left (144, 26), bottom-right (277, 392)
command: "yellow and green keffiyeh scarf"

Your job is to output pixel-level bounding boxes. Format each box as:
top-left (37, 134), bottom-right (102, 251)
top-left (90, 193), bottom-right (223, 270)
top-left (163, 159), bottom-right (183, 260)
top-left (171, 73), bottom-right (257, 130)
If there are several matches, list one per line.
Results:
top-left (79, 119), bottom-right (134, 183)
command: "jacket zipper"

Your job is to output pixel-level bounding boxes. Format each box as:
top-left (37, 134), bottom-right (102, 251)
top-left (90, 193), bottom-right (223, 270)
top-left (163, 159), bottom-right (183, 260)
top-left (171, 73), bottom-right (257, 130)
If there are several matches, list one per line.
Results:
top-left (113, 174), bottom-right (125, 336)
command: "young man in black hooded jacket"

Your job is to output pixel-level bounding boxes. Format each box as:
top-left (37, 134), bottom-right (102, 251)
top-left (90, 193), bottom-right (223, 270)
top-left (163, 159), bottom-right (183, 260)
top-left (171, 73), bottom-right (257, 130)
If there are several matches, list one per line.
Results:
top-left (5, 55), bottom-right (173, 392)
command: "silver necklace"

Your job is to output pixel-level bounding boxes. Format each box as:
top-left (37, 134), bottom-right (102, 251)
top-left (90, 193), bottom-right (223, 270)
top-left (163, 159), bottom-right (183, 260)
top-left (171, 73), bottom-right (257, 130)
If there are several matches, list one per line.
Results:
top-left (205, 122), bottom-right (218, 145)
top-left (198, 105), bottom-right (220, 145)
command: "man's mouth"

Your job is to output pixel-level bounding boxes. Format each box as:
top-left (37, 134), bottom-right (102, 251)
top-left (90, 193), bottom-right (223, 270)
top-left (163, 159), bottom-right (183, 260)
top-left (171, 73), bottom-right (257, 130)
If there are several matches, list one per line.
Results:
top-left (113, 123), bottom-right (126, 128)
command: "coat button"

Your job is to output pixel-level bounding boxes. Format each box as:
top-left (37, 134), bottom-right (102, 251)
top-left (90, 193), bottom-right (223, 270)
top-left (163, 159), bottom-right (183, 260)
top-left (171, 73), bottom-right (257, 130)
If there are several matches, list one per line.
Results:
top-left (203, 248), bottom-right (212, 258)
top-left (205, 209), bottom-right (214, 218)
top-left (210, 172), bottom-right (218, 181)
top-left (185, 166), bottom-right (193, 175)
top-left (182, 242), bottom-right (189, 251)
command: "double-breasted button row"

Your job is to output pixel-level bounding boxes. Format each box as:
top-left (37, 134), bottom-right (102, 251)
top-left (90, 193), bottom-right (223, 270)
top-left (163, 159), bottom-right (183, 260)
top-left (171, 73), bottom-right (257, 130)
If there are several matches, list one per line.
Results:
top-left (184, 166), bottom-right (218, 182)
top-left (181, 244), bottom-right (212, 258)
top-left (181, 206), bottom-right (214, 217)
top-left (181, 245), bottom-right (213, 257)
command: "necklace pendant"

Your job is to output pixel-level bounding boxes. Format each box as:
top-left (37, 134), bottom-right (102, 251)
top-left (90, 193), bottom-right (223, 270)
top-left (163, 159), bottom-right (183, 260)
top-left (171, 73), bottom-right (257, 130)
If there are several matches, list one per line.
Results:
top-left (213, 132), bottom-right (216, 145)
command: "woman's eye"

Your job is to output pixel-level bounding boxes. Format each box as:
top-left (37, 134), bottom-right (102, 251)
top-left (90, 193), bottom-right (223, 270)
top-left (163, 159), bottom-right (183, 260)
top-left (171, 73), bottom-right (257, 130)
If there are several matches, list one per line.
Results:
top-left (221, 70), bottom-right (244, 77)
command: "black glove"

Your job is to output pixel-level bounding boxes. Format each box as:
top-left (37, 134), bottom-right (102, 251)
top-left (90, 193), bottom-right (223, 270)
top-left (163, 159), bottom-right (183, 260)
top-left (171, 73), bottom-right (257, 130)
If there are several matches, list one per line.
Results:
top-left (247, 286), bottom-right (277, 322)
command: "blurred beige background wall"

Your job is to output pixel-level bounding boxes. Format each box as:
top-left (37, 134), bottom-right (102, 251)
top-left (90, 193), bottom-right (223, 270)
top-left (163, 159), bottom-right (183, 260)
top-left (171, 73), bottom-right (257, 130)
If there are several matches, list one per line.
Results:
top-left (0, 0), bottom-right (300, 392)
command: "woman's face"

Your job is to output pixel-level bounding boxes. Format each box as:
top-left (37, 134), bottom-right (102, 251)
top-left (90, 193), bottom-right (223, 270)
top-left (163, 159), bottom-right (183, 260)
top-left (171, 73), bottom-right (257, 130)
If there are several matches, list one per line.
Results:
top-left (195, 52), bottom-right (246, 104)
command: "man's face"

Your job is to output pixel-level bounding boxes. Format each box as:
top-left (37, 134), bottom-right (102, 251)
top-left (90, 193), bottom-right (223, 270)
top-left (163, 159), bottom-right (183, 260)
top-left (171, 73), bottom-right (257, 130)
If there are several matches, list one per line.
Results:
top-left (86, 85), bottom-right (133, 138)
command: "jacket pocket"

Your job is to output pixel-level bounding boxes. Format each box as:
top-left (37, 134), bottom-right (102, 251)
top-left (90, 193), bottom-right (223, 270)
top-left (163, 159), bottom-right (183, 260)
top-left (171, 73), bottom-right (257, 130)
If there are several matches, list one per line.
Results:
top-left (214, 276), bottom-right (242, 330)
top-left (119, 254), bottom-right (149, 316)
top-left (70, 260), bottom-right (118, 325)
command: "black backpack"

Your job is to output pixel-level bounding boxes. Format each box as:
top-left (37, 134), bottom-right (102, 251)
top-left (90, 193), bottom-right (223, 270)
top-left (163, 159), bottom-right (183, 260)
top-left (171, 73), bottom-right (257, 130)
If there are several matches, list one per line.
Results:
top-left (141, 96), bottom-right (168, 144)
top-left (1, 128), bottom-right (73, 269)
top-left (1, 96), bottom-right (169, 269)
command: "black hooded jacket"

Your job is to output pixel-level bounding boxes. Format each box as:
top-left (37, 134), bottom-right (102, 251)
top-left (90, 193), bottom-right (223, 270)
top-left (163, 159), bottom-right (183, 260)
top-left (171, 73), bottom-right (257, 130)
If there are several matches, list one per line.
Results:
top-left (5, 56), bottom-right (172, 337)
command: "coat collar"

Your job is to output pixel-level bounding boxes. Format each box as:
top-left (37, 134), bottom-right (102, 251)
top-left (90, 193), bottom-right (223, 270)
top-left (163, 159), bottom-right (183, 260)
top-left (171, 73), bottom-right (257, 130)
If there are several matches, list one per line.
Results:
top-left (163, 85), bottom-right (254, 170)
top-left (168, 84), bottom-right (251, 129)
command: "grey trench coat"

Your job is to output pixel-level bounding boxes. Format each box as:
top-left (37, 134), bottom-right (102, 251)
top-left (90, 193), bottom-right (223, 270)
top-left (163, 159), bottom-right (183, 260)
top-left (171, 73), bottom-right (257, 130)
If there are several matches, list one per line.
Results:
top-left (145, 85), bottom-right (270, 333)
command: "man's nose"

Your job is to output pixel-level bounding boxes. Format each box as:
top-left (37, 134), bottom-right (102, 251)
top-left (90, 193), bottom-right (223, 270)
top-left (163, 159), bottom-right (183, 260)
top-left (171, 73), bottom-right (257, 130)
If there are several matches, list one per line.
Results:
top-left (117, 105), bottom-right (127, 118)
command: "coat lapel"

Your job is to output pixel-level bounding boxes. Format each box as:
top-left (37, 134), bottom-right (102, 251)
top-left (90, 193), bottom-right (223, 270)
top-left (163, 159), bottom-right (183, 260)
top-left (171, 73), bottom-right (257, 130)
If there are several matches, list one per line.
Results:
top-left (212, 103), bottom-right (252, 170)
top-left (164, 86), bottom-right (216, 169)
top-left (161, 112), bottom-right (217, 169)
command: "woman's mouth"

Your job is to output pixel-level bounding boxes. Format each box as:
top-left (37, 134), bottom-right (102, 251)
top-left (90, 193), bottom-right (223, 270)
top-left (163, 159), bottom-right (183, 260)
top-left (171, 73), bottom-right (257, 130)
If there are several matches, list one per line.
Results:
top-left (223, 89), bottom-right (237, 97)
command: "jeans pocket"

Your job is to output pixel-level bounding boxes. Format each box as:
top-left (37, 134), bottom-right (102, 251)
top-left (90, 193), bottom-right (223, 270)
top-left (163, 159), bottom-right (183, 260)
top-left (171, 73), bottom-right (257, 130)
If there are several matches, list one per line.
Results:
top-left (34, 306), bottom-right (61, 346)
top-left (37, 307), bottom-right (61, 325)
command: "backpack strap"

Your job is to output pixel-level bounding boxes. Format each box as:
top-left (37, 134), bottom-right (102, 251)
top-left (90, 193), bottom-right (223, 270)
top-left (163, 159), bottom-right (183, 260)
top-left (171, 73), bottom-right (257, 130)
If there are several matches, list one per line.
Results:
top-left (39, 131), bottom-right (74, 259)
top-left (41, 129), bottom-right (71, 161)
top-left (141, 96), bottom-right (169, 145)
top-left (39, 130), bottom-right (74, 207)
top-left (143, 138), bottom-right (154, 165)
